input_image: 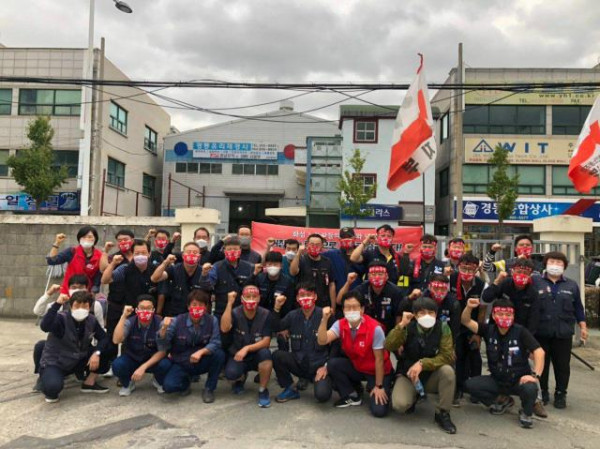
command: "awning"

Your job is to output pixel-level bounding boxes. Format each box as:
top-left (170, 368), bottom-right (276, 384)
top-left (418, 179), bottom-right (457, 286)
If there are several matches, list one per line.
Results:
top-left (265, 206), bottom-right (307, 217)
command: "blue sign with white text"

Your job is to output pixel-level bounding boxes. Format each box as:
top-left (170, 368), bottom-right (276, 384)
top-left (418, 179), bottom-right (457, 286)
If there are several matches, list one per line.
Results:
top-left (342, 204), bottom-right (402, 221)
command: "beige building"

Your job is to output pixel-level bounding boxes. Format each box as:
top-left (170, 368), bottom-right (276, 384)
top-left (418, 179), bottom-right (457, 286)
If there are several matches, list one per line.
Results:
top-left (0, 43), bottom-right (171, 216)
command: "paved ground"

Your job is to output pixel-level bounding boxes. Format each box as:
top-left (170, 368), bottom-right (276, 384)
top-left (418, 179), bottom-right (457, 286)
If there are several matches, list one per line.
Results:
top-left (1, 319), bottom-right (600, 449)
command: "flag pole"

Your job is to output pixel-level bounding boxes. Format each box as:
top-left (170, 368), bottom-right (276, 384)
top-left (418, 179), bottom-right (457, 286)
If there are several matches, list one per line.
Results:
top-left (422, 169), bottom-right (426, 231)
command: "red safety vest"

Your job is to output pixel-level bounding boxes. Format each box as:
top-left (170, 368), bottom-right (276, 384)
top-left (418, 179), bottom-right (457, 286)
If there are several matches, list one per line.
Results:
top-left (339, 314), bottom-right (393, 375)
top-left (60, 245), bottom-right (102, 294)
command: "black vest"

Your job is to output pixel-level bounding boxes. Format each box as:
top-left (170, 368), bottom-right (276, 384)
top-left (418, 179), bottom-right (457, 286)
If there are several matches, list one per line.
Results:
top-left (398, 320), bottom-right (442, 381)
top-left (536, 277), bottom-right (578, 339)
top-left (166, 264), bottom-right (203, 317)
top-left (123, 263), bottom-right (158, 306)
top-left (287, 307), bottom-right (328, 372)
top-left (123, 315), bottom-right (161, 363)
top-left (213, 260), bottom-right (254, 316)
top-left (169, 313), bottom-right (214, 365)
top-left (486, 323), bottom-right (531, 385)
top-left (107, 252), bottom-right (129, 305)
top-left (230, 306), bottom-right (269, 355)
top-left (40, 312), bottom-right (96, 371)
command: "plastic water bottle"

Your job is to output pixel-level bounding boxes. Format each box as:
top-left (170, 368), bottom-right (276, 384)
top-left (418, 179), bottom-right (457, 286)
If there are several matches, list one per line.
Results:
top-left (415, 379), bottom-right (427, 402)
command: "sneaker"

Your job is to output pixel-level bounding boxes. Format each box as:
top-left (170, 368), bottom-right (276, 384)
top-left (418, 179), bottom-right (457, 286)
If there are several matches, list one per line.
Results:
top-left (232, 380), bottom-right (245, 395)
top-left (334, 395), bottom-right (362, 408)
top-left (554, 391), bottom-right (567, 409)
top-left (119, 381), bottom-right (136, 397)
top-left (276, 386), bottom-right (300, 403)
top-left (489, 395), bottom-right (514, 415)
top-left (541, 390), bottom-right (550, 405)
top-left (44, 396), bottom-right (59, 403)
top-left (32, 377), bottom-right (42, 393)
top-left (103, 368), bottom-right (113, 378)
top-left (519, 409), bottom-right (534, 429)
top-left (80, 383), bottom-right (110, 394)
top-left (296, 378), bottom-right (309, 391)
top-left (202, 388), bottom-right (215, 404)
top-left (435, 410), bottom-right (457, 434)
top-left (152, 377), bottom-right (164, 394)
top-left (533, 400), bottom-right (548, 418)
top-left (452, 391), bottom-right (462, 408)
top-left (258, 389), bottom-right (271, 408)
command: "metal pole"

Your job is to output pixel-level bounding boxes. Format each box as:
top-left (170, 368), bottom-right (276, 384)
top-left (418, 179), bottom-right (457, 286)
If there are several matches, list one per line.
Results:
top-left (187, 187), bottom-right (191, 208)
top-left (135, 191), bottom-right (139, 216)
top-left (167, 173), bottom-right (172, 214)
top-left (454, 42), bottom-right (464, 236)
top-left (115, 186), bottom-right (119, 216)
top-left (422, 173), bottom-right (426, 231)
top-left (202, 185), bottom-right (206, 207)
top-left (100, 168), bottom-right (106, 215)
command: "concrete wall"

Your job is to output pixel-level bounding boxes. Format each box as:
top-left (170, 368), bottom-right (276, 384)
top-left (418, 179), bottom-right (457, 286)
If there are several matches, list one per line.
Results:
top-left (0, 215), bottom-right (179, 317)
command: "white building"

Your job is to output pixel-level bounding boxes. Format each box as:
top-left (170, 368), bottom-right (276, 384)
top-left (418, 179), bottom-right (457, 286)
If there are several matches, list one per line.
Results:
top-left (0, 44), bottom-right (171, 216)
top-left (162, 101), bottom-right (339, 234)
top-left (338, 105), bottom-right (436, 233)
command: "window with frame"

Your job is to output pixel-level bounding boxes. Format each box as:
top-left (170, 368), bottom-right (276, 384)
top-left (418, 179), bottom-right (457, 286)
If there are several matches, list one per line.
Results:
top-left (353, 173), bottom-right (377, 197)
top-left (232, 164), bottom-right (243, 175)
top-left (552, 165), bottom-right (600, 195)
top-left (200, 163), bottom-right (222, 174)
top-left (143, 173), bottom-right (156, 198)
top-left (463, 105), bottom-right (546, 134)
top-left (0, 150), bottom-right (9, 176)
top-left (107, 157), bottom-right (125, 187)
top-left (0, 89), bottom-right (12, 115)
top-left (187, 162), bottom-right (198, 173)
top-left (552, 106), bottom-right (591, 135)
top-left (175, 162), bottom-right (186, 173)
top-left (463, 164), bottom-right (545, 194)
top-left (144, 126), bottom-right (158, 153)
top-left (52, 150), bottom-right (78, 178)
top-left (109, 101), bottom-right (128, 135)
top-left (439, 167), bottom-right (449, 197)
top-left (19, 89), bottom-right (81, 116)
top-left (440, 113), bottom-right (450, 143)
top-left (354, 120), bottom-right (378, 143)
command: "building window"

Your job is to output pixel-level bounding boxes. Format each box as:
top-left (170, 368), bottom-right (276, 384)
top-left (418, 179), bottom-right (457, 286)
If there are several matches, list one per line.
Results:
top-left (109, 101), bottom-right (128, 135)
top-left (144, 126), bottom-right (158, 153)
top-left (353, 173), bottom-right (377, 198)
top-left (354, 120), bottom-right (378, 143)
top-left (268, 165), bottom-right (278, 175)
top-left (52, 150), bottom-right (78, 178)
top-left (463, 164), bottom-right (545, 194)
top-left (107, 157), bottom-right (125, 188)
top-left (19, 89), bottom-right (81, 116)
top-left (439, 167), bottom-right (449, 197)
top-left (552, 106), bottom-right (591, 135)
top-left (232, 164), bottom-right (243, 175)
top-left (440, 113), bottom-right (450, 143)
top-left (232, 163), bottom-right (278, 175)
top-left (143, 173), bottom-right (155, 198)
top-left (243, 164), bottom-right (255, 175)
top-left (200, 163), bottom-right (222, 174)
top-left (552, 165), bottom-right (600, 195)
top-left (187, 162), bottom-right (198, 173)
top-left (175, 162), bottom-right (186, 173)
top-left (463, 105), bottom-right (546, 134)
top-left (0, 150), bottom-right (9, 176)
top-left (0, 89), bottom-right (12, 115)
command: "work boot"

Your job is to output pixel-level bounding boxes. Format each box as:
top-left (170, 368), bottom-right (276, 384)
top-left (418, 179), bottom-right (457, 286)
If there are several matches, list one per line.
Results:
top-left (435, 410), bottom-right (457, 434)
top-left (533, 400), bottom-right (548, 418)
top-left (554, 391), bottom-right (567, 409)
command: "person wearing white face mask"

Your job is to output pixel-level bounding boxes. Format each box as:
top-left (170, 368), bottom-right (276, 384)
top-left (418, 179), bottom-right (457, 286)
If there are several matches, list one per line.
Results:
top-left (317, 290), bottom-right (393, 417)
top-left (254, 252), bottom-right (295, 317)
top-left (39, 290), bottom-right (110, 403)
top-left (384, 297), bottom-right (457, 434)
top-left (534, 251), bottom-right (587, 410)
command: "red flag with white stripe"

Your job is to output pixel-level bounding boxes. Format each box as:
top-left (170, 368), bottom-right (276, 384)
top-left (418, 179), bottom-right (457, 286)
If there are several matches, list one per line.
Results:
top-left (387, 54), bottom-right (437, 191)
top-left (568, 95), bottom-right (600, 193)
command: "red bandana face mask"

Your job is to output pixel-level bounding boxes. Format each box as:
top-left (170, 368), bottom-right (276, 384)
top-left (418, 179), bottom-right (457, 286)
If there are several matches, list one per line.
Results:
top-left (242, 298), bottom-right (258, 311)
top-left (297, 296), bottom-right (314, 310)
top-left (449, 248), bottom-right (464, 260)
top-left (516, 246), bottom-right (533, 257)
top-left (369, 266), bottom-right (388, 288)
top-left (307, 245), bottom-right (321, 258)
top-left (339, 239), bottom-right (355, 250)
top-left (189, 306), bottom-right (206, 320)
top-left (377, 236), bottom-right (392, 248)
top-left (183, 254), bottom-right (200, 265)
top-left (429, 282), bottom-right (449, 303)
top-left (224, 249), bottom-right (241, 263)
top-left (512, 273), bottom-right (531, 288)
top-left (154, 239), bottom-right (168, 250)
top-left (459, 272), bottom-right (475, 283)
top-left (493, 307), bottom-right (515, 329)
top-left (136, 310), bottom-right (154, 325)
top-left (119, 240), bottom-right (133, 253)
top-left (420, 247), bottom-right (436, 259)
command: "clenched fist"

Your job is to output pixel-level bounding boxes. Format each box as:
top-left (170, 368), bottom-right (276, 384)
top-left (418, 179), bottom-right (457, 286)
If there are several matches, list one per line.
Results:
top-left (491, 243), bottom-right (502, 253)
top-left (266, 237), bottom-right (276, 248)
top-left (202, 262), bottom-right (212, 275)
top-left (104, 241), bottom-right (115, 253)
top-left (111, 255), bottom-right (124, 266)
top-left (122, 305), bottom-right (134, 317)
top-left (274, 294), bottom-right (287, 310)
top-left (172, 232), bottom-right (181, 243)
top-left (347, 272), bottom-right (358, 284)
top-left (400, 311), bottom-right (414, 327)
top-left (494, 271), bottom-right (508, 285)
top-left (165, 254), bottom-right (177, 266)
top-left (161, 317), bottom-right (173, 329)
top-left (467, 297), bottom-right (480, 309)
top-left (227, 291), bottom-right (237, 305)
top-left (46, 284), bottom-right (62, 297)
top-left (322, 306), bottom-right (332, 321)
top-left (54, 233), bottom-right (66, 246)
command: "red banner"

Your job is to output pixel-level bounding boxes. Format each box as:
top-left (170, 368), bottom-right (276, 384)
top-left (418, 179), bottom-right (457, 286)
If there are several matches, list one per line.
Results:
top-left (251, 222), bottom-right (423, 254)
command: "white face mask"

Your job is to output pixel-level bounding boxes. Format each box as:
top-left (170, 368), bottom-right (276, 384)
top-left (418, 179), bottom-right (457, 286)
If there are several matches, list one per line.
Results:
top-left (134, 255), bottom-right (149, 266)
top-left (285, 251), bottom-right (297, 261)
top-left (344, 311), bottom-right (361, 324)
top-left (196, 239), bottom-right (208, 249)
top-left (417, 314), bottom-right (436, 329)
top-left (546, 264), bottom-right (564, 276)
top-left (266, 266), bottom-right (281, 277)
top-left (71, 308), bottom-right (89, 322)
top-left (80, 239), bottom-right (94, 249)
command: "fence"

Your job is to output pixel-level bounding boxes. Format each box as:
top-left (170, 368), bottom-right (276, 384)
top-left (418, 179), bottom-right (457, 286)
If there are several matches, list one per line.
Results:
top-left (100, 169), bottom-right (157, 216)
top-left (164, 173), bottom-right (206, 216)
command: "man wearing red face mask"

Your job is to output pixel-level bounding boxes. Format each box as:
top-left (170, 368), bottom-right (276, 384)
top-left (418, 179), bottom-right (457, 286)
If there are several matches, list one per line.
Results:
top-left (337, 261), bottom-right (404, 335)
top-left (111, 295), bottom-right (171, 397)
top-left (290, 233), bottom-right (336, 312)
top-left (421, 275), bottom-right (460, 343)
top-left (446, 238), bottom-right (466, 273)
top-left (350, 224), bottom-right (400, 284)
top-left (462, 297), bottom-right (545, 429)
top-left (323, 227), bottom-right (364, 295)
top-left (483, 234), bottom-right (542, 275)
top-left (158, 289), bottom-right (225, 403)
top-left (410, 234), bottom-right (446, 292)
top-left (221, 285), bottom-right (274, 408)
top-left (150, 229), bottom-right (179, 265)
top-left (271, 282), bottom-right (332, 403)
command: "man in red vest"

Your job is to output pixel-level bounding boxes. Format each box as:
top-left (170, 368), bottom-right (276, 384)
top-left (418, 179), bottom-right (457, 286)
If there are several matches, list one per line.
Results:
top-left (317, 290), bottom-right (393, 417)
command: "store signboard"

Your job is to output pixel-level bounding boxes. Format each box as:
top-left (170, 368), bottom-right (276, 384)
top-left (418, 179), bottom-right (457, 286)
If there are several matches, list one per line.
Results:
top-left (192, 141), bottom-right (278, 160)
top-left (464, 137), bottom-right (574, 165)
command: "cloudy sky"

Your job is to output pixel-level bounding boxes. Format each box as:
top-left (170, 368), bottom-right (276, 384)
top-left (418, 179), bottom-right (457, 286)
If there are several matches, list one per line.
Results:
top-left (2, 0), bottom-right (599, 130)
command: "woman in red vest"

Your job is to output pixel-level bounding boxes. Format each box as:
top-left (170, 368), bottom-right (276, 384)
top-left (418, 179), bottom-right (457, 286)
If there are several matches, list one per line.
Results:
top-left (317, 290), bottom-right (393, 417)
top-left (47, 226), bottom-right (102, 295)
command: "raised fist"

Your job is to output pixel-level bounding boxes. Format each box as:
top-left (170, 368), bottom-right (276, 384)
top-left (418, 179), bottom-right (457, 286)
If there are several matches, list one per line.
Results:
top-left (467, 297), bottom-right (480, 309)
top-left (347, 272), bottom-right (358, 284)
top-left (172, 232), bottom-right (181, 242)
top-left (54, 233), bottom-right (66, 245)
top-left (146, 229), bottom-right (157, 238)
top-left (408, 289), bottom-right (422, 300)
top-left (495, 271), bottom-right (508, 285)
top-left (227, 291), bottom-right (237, 304)
top-left (104, 241), bottom-right (115, 253)
top-left (56, 293), bottom-right (70, 305)
top-left (322, 306), bottom-right (332, 321)
top-left (266, 237), bottom-right (276, 248)
top-left (46, 284), bottom-right (62, 296)
top-left (165, 254), bottom-right (177, 266)
top-left (123, 305), bottom-right (134, 317)
top-left (275, 294), bottom-right (287, 309)
top-left (161, 317), bottom-right (173, 329)
top-left (254, 263), bottom-right (263, 275)
top-left (491, 243), bottom-right (502, 253)
top-left (202, 262), bottom-right (212, 275)
top-left (400, 311), bottom-right (414, 327)
top-left (298, 245), bottom-right (306, 255)
top-left (111, 255), bottom-right (124, 266)
top-left (364, 234), bottom-right (377, 245)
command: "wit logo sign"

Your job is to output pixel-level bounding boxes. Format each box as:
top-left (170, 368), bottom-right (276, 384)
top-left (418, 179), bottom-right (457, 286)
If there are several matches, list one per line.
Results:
top-left (463, 202), bottom-right (479, 218)
top-left (472, 139), bottom-right (494, 153)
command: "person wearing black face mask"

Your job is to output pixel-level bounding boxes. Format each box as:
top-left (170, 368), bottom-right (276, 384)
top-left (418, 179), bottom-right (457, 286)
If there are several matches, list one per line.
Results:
top-left (39, 291), bottom-right (110, 403)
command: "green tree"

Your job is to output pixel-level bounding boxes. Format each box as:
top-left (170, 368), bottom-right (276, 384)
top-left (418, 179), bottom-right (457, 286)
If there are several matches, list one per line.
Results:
top-left (6, 116), bottom-right (68, 213)
top-left (338, 148), bottom-right (377, 227)
top-left (486, 145), bottom-right (519, 239)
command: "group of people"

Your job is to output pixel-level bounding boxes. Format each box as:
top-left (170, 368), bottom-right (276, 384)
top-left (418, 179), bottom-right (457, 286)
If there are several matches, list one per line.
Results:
top-left (34, 224), bottom-right (588, 434)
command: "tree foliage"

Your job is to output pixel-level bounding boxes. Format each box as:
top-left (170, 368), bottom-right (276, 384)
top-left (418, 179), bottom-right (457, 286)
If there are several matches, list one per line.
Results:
top-left (338, 149), bottom-right (377, 227)
top-left (486, 145), bottom-right (519, 238)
